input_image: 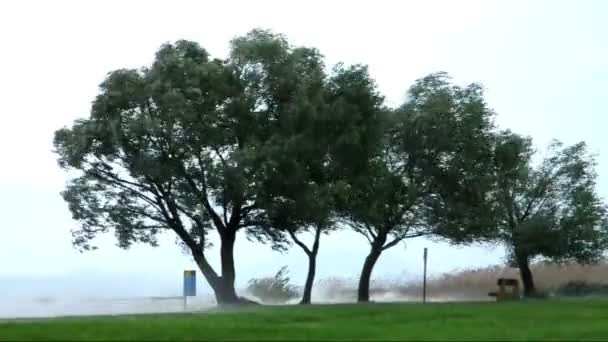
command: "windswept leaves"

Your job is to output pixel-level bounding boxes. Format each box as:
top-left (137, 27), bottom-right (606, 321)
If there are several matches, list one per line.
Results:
top-left (490, 134), bottom-right (608, 264)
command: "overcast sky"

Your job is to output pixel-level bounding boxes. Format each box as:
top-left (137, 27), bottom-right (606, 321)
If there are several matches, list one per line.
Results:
top-left (0, 0), bottom-right (606, 298)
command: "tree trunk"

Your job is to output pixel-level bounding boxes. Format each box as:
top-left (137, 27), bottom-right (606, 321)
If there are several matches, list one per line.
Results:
top-left (300, 252), bottom-right (317, 305)
top-left (358, 245), bottom-right (383, 303)
top-left (192, 228), bottom-right (243, 305)
top-left (358, 230), bottom-right (387, 303)
top-left (300, 226), bottom-right (322, 305)
top-left (516, 253), bottom-right (536, 297)
top-left (213, 276), bottom-right (240, 305)
top-left (192, 256), bottom-right (239, 304)
top-left (289, 226), bottom-right (322, 305)
top-left (215, 228), bottom-right (240, 304)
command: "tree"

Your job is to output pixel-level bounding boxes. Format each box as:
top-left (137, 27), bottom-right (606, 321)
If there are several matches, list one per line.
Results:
top-left (257, 161), bottom-right (334, 305)
top-left (255, 63), bottom-right (386, 304)
top-left (339, 72), bottom-right (498, 302)
top-left (489, 132), bottom-right (608, 296)
top-left (232, 30), bottom-right (331, 305)
top-left (53, 30), bottom-right (331, 305)
top-left (53, 29), bottom-right (392, 306)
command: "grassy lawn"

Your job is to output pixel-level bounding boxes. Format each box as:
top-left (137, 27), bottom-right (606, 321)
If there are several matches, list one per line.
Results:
top-left (1, 299), bottom-right (607, 341)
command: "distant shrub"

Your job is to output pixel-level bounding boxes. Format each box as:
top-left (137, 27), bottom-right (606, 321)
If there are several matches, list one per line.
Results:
top-left (246, 266), bottom-right (300, 304)
top-left (555, 281), bottom-right (608, 297)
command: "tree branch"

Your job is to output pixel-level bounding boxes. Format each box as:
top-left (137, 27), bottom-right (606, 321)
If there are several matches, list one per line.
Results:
top-left (382, 236), bottom-right (405, 251)
top-left (351, 222), bottom-right (374, 244)
top-left (177, 157), bottom-right (226, 234)
top-left (85, 169), bottom-right (162, 212)
top-left (382, 232), bottom-right (426, 251)
top-left (121, 206), bottom-right (168, 225)
top-left (222, 202), bottom-right (229, 228)
top-left (521, 163), bottom-right (561, 221)
top-left (152, 180), bottom-right (209, 241)
top-left (207, 146), bottom-right (230, 226)
top-left (211, 145), bottom-right (228, 168)
top-left (404, 232), bottom-right (426, 239)
top-left (238, 219), bottom-right (267, 229)
top-left (240, 203), bottom-right (257, 217)
top-left (91, 161), bottom-right (155, 192)
top-left (364, 223), bottom-right (378, 240)
top-left (153, 194), bottom-right (199, 251)
top-left (288, 230), bottom-right (312, 256)
top-left (228, 199), bottom-right (242, 231)
top-left (311, 224), bottom-right (322, 254)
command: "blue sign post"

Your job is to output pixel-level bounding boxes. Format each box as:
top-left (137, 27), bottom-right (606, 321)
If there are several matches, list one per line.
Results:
top-left (183, 270), bottom-right (196, 310)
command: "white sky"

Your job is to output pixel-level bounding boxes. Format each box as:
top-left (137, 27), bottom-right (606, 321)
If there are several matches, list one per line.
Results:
top-left (0, 0), bottom-right (606, 298)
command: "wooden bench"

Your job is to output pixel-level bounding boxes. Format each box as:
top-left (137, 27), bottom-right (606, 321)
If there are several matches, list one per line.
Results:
top-left (489, 278), bottom-right (520, 301)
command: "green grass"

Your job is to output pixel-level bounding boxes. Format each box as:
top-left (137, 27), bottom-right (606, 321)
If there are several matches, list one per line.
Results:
top-left (2, 299), bottom-right (608, 341)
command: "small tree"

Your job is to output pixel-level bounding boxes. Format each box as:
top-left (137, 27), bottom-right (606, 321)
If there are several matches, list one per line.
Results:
top-left (339, 72), bottom-right (498, 302)
top-left (256, 63), bottom-right (386, 304)
top-left (489, 132), bottom-right (608, 296)
top-left (246, 266), bottom-right (300, 304)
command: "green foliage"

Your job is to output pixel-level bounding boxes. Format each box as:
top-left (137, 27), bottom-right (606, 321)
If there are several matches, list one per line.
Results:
top-left (240, 36), bottom-right (389, 305)
top-left (54, 39), bottom-right (267, 252)
top-left (490, 134), bottom-right (608, 264)
top-left (254, 62), bottom-right (386, 230)
top-left (52, 27), bottom-right (608, 305)
top-left (400, 74), bottom-right (498, 243)
top-left (339, 72), bottom-right (499, 251)
top-left (486, 131), bottom-right (608, 295)
top-left (53, 30), bottom-right (335, 302)
top-left (53, 28), bottom-right (395, 303)
top-left (246, 266), bottom-right (300, 304)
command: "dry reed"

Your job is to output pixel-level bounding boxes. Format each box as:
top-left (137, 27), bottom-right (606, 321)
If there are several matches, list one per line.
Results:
top-left (312, 261), bottom-right (608, 301)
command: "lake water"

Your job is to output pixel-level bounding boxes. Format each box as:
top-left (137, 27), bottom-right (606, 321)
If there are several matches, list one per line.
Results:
top-left (0, 292), bottom-right (489, 319)
top-left (0, 296), bottom-right (216, 319)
